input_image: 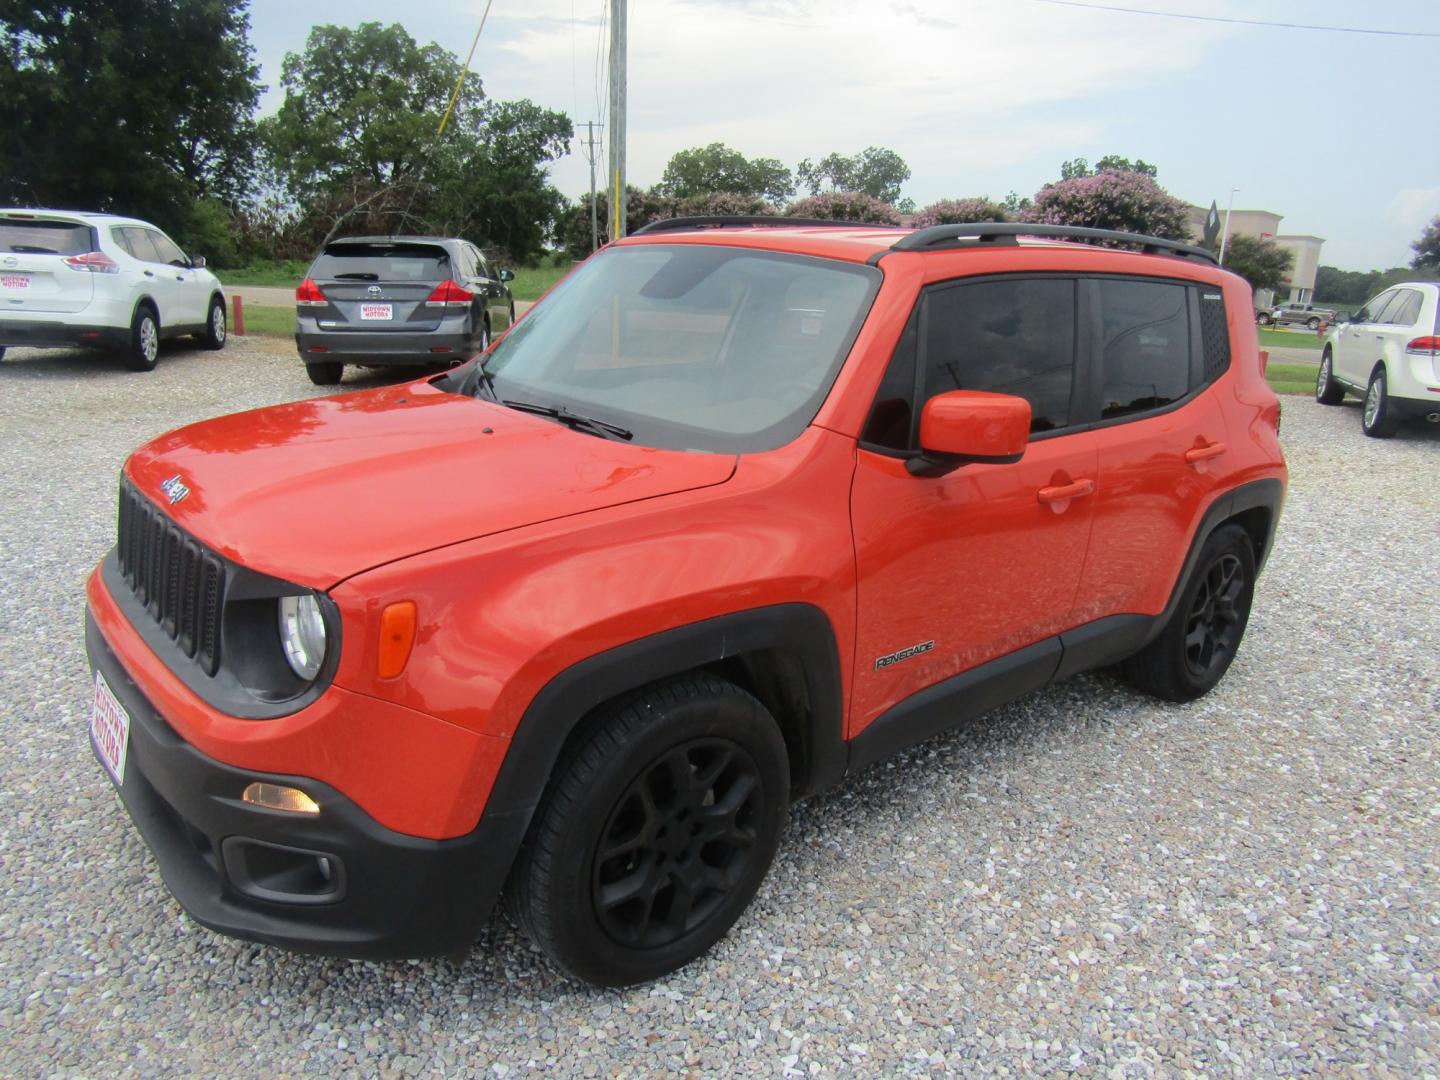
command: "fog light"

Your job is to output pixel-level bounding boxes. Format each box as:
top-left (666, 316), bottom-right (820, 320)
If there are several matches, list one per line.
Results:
top-left (242, 782), bottom-right (320, 814)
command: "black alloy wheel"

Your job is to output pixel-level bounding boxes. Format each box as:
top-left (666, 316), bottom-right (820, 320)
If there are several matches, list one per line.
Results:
top-left (1181, 551), bottom-right (1246, 681)
top-left (507, 674), bottom-right (788, 987)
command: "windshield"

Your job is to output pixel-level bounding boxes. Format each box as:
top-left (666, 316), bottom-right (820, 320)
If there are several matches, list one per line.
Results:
top-left (477, 244), bottom-right (879, 453)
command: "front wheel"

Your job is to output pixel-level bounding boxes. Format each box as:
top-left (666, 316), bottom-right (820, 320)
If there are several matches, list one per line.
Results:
top-left (304, 360), bottom-right (344, 385)
top-left (507, 674), bottom-right (789, 987)
top-left (1122, 524), bottom-right (1256, 702)
top-left (0, 346), bottom-right (7, 361)
top-left (1362, 368), bottom-right (1399, 438)
top-left (1315, 349), bottom-right (1345, 405)
top-left (201, 297), bottom-right (227, 350)
top-left (126, 307), bottom-right (160, 372)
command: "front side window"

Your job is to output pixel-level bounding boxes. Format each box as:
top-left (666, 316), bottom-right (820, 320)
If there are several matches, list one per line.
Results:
top-left (921, 277), bottom-right (1076, 434)
top-left (1097, 279), bottom-right (1191, 418)
top-left (146, 230), bottom-right (188, 266)
top-left (478, 244), bottom-right (879, 453)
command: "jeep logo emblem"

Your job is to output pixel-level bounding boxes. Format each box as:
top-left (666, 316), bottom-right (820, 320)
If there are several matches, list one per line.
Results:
top-left (159, 474), bottom-right (190, 505)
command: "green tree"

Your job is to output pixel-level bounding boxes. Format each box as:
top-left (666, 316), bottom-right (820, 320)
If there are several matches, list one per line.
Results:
top-left (1022, 170), bottom-right (1191, 242)
top-left (1412, 213), bottom-right (1440, 270)
top-left (796, 147), bottom-right (911, 204)
top-left (1060, 155), bottom-right (1158, 180)
top-left (0, 0), bottom-right (262, 249)
top-left (656, 143), bottom-right (793, 202)
top-left (563, 188), bottom-right (677, 260)
top-left (1219, 235), bottom-right (1293, 295)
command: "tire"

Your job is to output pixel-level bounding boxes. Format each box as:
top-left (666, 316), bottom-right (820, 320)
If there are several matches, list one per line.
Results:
top-left (1361, 367), bottom-right (1399, 438)
top-left (0, 346), bottom-right (6, 361)
top-left (1256, 313), bottom-right (1272, 326)
top-left (304, 361), bottom-right (344, 385)
top-left (1306, 317), bottom-right (1321, 331)
top-left (201, 296), bottom-right (226, 350)
top-left (507, 674), bottom-right (789, 987)
top-left (1122, 524), bottom-right (1256, 702)
top-left (126, 306), bottom-right (160, 372)
top-left (1315, 348), bottom-right (1345, 405)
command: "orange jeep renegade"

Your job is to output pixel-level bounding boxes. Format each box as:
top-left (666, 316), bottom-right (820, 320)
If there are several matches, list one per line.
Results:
top-left (87, 219), bottom-right (1287, 986)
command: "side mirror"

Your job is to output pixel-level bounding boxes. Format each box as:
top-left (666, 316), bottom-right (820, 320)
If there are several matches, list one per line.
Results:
top-left (189, 255), bottom-right (206, 269)
top-left (499, 268), bottom-right (515, 283)
top-left (907, 390), bottom-right (1031, 477)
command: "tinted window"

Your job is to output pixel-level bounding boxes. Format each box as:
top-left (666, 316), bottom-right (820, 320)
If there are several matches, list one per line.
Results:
top-left (311, 244), bottom-right (450, 282)
top-left (121, 227), bottom-right (163, 263)
top-left (147, 230), bottom-right (187, 266)
top-left (921, 278), bottom-right (1075, 434)
top-left (1385, 289), bottom-right (1422, 326)
top-left (1097, 280), bottom-right (1191, 418)
top-left (0, 219), bottom-right (93, 255)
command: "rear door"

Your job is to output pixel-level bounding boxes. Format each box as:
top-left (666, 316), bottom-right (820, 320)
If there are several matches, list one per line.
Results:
top-left (471, 246), bottom-right (513, 334)
top-left (309, 242), bottom-right (453, 333)
top-left (0, 216), bottom-right (96, 315)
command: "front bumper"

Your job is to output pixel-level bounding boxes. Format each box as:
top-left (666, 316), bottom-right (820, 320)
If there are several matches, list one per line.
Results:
top-left (0, 318), bottom-right (129, 349)
top-left (86, 610), bottom-right (526, 959)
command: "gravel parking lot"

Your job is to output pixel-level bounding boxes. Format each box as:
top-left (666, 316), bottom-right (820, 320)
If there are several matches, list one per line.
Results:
top-left (1, 337), bottom-right (1437, 1077)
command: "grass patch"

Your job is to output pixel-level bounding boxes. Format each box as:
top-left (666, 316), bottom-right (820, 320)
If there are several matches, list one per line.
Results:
top-left (1259, 327), bottom-right (1324, 351)
top-left (508, 259), bottom-right (573, 301)
top-left (235, 304), bottom-right (295, 339)
top-left (1267, 363), bottom-right (1317, 396)
top-left (217, 260), bottom-right (310, 288)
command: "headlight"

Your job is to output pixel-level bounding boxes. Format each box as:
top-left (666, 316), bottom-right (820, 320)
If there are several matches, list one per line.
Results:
top-left (278, 594), bottom-right (327, 680)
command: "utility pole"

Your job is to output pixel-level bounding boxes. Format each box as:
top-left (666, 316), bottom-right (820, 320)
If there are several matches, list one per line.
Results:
top-left (1218, 186), bottom-right (1239, 266)
top-left (582, 121), bottom-right (601, 253)
top-left (607, 0), bottom-right (627, 240)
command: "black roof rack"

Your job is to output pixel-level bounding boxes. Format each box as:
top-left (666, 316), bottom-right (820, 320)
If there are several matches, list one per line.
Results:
top-left (886, 223), bottom-right (1217, 264)
top-left (631, 215), bottom-right (904, 236)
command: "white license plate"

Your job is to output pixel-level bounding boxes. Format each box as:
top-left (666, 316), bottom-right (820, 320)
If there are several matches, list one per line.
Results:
top-left (1, 274), bottom-right (29, 289)
top-left (359, 303), bottom-right (393, 321)
top-left (90, 671), bottom-right (131, 786)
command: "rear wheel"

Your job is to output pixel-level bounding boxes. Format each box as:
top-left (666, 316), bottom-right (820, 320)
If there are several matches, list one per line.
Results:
top-left (1306, 316), bottom-right (1321, 330)
top-left (201, 297), bottom-right (226, 350)
top-left (1256, 312), bottom-right (1272, 326)
top-left (1315, 349), bottom-right (1345, 405)
top-left (507, 674), bottom-right (789, 987)
top-left (126, 306), bottom-right (160, 372)
top-left (1123, 524), bottom-right (1255, 702)
top-left (1362, 367), bottom-right (1399, 438)
top-left (0, 346), bottom-right (6, 361)
top-left (304, 361), bottom-right (344, 385)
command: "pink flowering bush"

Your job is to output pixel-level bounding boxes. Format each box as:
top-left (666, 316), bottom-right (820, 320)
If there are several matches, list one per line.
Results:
top-left (677, 192), bottom-right (777, 217)
top-left (1021, 171), bottom-right (1191, 244)
top-left (912, 198), bottom-right (1010, 227)
top-left (785, 193), bottom-right (901, 225)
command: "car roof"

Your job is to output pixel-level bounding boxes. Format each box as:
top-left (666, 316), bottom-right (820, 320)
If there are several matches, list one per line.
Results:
top-left (0, 207), bottom-right (155, 229)
top-left (324, 236), bottom-right (460, 247)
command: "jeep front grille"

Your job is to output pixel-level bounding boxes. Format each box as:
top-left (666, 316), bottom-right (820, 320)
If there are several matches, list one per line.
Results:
top-left (116, 477), bottom-right (225, 676)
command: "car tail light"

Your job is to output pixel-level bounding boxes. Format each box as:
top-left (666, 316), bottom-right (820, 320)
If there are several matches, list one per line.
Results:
top-left (296, 278), bottom-right (328, 307)
top-left (63, 251), bottom-right (119, 274)
top-left (1405, 335), bottom-right (1440, 357)
top-left (424, 280), bottom-right (473, 308)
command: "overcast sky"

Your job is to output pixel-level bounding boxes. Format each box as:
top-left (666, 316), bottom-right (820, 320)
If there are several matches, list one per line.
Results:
top-left (245, 0), bottom-right (1439, 271)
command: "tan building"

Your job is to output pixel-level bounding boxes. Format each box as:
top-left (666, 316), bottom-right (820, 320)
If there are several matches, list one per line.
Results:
top-left (1185, 205), bottom-right (1324, 308)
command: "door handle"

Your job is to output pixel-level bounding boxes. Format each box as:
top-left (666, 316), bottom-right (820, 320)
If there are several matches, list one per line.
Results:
top-left (143, 270), bottom-right (155, 278)
top-left (1037, 478), bottom-right (1095, 503)
top-left (1184, 441), bottom-right (1227, 464)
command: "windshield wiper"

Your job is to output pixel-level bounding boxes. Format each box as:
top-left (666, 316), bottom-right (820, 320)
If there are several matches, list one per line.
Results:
top-left (502, 398), bottom-right (633, 441)
top-left (467, 359), bottom-right (498, 401)
top-left (333, 272), bottom-right (380, 280)
top-left (7, 245), bottom-right (58, 254)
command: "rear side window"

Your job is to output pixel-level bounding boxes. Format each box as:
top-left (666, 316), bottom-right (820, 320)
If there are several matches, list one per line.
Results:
top-left (1361, 290), bottom-right (1396, 323)
top-left (1097, 279), bottom-right (1191, 419)
top-left (921, 278), bottom-right (1076, 434)
top-left (1385, 289), bottom-right (1422, 327)
top-left (0, 219), bottom-right (93, 255)
top-left (310, 244), bottom-right (450, 282)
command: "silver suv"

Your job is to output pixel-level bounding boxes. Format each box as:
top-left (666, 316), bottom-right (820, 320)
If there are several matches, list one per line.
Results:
top-left (0, 209), bottom-right (227, 370)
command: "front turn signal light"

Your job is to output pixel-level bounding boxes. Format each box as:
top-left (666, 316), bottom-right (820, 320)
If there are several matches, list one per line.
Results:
top-left (378, 601), bottom-right (418, 679)
top-left (242, 782), bottom-right (320, 814)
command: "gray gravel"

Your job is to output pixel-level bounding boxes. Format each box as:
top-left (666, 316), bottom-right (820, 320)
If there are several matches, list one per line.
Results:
top-left (1, 338), bottom-right (1437, 1077)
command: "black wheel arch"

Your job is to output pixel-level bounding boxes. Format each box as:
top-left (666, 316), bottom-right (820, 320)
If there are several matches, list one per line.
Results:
top-left (132, 296), bottom-right (159, 324)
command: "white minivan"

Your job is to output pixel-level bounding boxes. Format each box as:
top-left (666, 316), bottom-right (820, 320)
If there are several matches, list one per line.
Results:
top-left (1317, 282), bottom-right (1440, 437)
top-left (0, 209), bottom-right (227, 371)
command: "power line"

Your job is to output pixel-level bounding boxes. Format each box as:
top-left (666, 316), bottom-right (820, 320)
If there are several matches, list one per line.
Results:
top-left (1030, 0), bottom-right (1440, 38)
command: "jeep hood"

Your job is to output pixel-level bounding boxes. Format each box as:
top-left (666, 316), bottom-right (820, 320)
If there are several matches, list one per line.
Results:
top-left (124, 381), bottom-right (737, 589)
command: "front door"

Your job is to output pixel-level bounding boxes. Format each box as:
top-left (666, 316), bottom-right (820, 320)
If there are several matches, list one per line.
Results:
top-left (850, 276), bottom-right (1097, 732)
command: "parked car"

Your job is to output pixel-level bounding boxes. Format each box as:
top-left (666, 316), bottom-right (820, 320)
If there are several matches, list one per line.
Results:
top-left (0, 208), bottom-right (226, 370)
top-left (87, 218), bottom-right (1286, 986)
top-left (1316, 281), bottom-right (1440, 436)
top-left (294, 236), bottom-right (515, 385)
top-left (1257, 301), bottom-right (1336, 329)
